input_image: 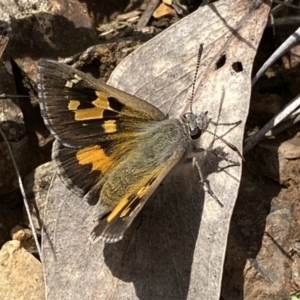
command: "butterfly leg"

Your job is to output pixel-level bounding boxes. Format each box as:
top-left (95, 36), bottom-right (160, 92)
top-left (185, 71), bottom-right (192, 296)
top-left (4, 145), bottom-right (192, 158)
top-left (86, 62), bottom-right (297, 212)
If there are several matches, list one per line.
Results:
top-left (192, 157), bottom-right (223, 207)
top-left (210, 120), bottom-right (242, 128)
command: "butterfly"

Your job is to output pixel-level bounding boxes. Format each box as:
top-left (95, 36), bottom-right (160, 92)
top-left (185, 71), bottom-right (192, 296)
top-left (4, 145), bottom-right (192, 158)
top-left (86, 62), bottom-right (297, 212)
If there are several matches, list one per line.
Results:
top-left (37, 45), bottom-right (241, 243)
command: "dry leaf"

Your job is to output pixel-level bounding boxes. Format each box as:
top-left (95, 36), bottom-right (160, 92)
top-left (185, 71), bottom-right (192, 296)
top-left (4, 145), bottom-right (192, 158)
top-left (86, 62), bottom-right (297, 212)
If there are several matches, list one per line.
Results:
top-left (42, 1), bottom-right (270, 299)
top-left (153, 3), bottom-right (175, 18)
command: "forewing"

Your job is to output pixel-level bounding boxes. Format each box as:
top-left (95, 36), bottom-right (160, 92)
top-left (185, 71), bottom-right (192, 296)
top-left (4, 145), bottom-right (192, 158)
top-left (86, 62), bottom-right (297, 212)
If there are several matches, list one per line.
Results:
top-left (38, 59), bottom-right (166, 148)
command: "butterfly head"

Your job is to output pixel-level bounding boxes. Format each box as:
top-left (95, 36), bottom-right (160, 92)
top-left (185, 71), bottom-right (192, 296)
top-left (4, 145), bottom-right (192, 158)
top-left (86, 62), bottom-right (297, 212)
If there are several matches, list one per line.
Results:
top-left (182, 111), bottom-right (211, 140)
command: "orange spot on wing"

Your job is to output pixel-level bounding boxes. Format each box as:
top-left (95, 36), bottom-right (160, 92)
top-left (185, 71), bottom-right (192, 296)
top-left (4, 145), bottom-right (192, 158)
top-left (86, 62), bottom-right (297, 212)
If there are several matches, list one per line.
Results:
top-left (68, 100), bottom-right (80, 110)
top-left (107, 198), bottom-right (129, 222)
top-left (71, 92), bottom-right (117, 120)
top-left (102, 120), bottom-right (117, 133)
top-left (93, 92), bottom-right (111, 109)
top-left (118, 183), bottom-right (153, 218)
top-left (74, 107), bottom-right (105, 120)
top-left (76, 145), bottom-right (114, 173)
top-left (136, 185), bottom-right (151, 198)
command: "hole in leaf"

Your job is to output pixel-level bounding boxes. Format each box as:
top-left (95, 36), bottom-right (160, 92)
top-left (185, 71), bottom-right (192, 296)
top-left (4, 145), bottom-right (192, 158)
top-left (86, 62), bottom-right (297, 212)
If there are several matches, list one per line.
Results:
top-left (216, 54), bottom-right (226, 69)
top-left (232, 62), bottom-right (243, 72)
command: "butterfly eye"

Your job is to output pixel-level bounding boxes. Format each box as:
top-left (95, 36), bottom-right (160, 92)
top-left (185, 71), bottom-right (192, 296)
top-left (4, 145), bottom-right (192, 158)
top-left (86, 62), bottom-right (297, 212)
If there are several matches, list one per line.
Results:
top-left (190, 127), bottom-right (202, 140)
top-left (182, 112), bottom-right (201, 139)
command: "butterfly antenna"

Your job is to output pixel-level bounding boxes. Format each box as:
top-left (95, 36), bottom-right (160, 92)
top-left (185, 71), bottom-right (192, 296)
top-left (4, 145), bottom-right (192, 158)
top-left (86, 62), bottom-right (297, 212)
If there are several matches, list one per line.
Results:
top-left (189, 44), bottom-right (204, 114)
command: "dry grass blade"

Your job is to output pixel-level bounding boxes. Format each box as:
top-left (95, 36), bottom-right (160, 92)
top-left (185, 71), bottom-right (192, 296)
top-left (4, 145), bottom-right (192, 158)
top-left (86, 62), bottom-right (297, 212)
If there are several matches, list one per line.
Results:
top-left (0, 35), bottom-right (8, 60)
top-left (0, 127), bottom-right (42, 259)
top-left (244, 93), bottom-right (300, 153)
top-left (137, 0), bottom-right (160, 29)
top-left (252, 26), bottom-right (300, 85)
